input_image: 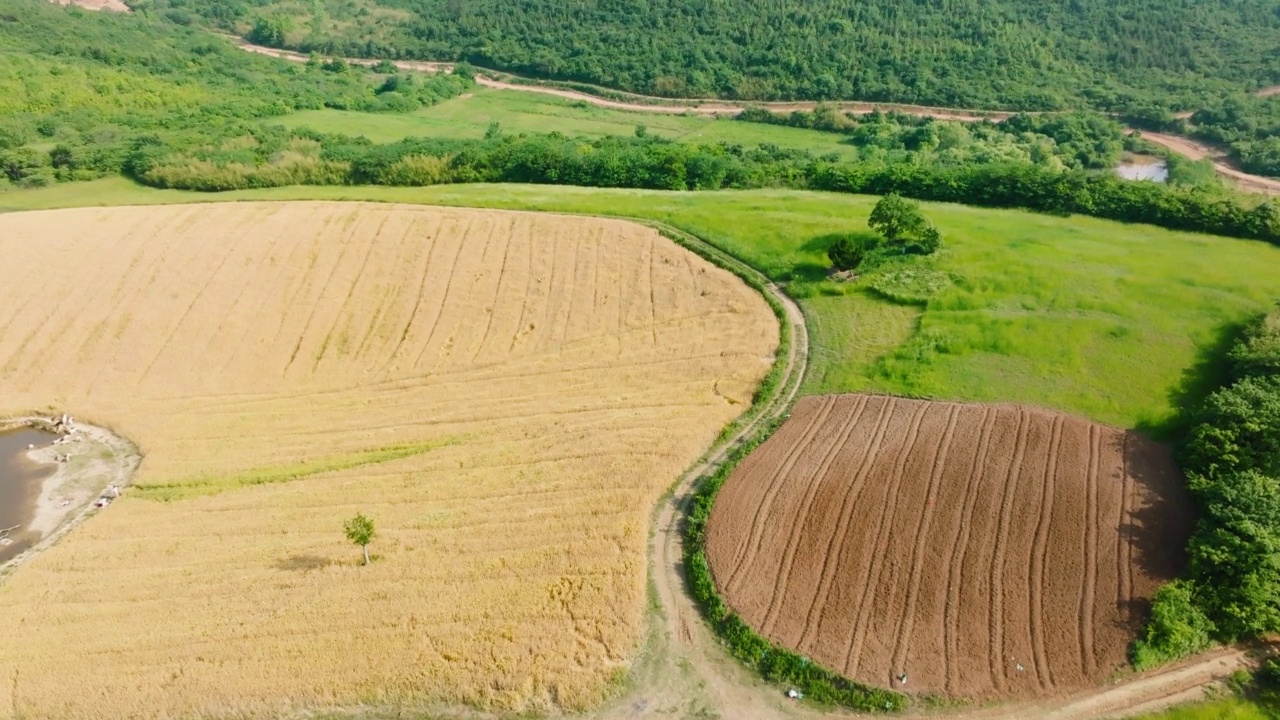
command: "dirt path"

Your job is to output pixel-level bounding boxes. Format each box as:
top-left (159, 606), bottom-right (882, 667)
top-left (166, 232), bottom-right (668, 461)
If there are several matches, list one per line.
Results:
top-left (0, 416), bottom-right (140, 582)
top-left (234, 38), bottom-right (1280, 194)
top-left (49, 0), bottom-right (129, 11)
top-left (1138, 132), bottom-right (1280, 195)
top-left (578, 224), bottom-right (1268, 720)
top-left (233, 37), bottom-right (1008, 121)
top-left (935, 643), bottom-right (1277, 720)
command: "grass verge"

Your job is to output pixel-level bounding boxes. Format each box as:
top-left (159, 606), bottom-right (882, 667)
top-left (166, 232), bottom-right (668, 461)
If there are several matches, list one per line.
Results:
top-left (134, 437), bottom-right (457, 501)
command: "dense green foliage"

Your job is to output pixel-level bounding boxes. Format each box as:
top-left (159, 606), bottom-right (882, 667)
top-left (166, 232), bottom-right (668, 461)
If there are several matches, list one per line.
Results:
top-left (1140, 306), bottom-right (1280, 661)
top-left (120, 126), bottom-right (1280, 248)
top-left (740, 108), bottom-right (1130, 171)
top-left (1193, 96), bottom-right (1280, 177)
top-left (0, 0), bottom-right (470, 187)
top-left (1132, 580), bottom-right (1216, 670)
top-left (148, 0), bottom-right (1280, 112)
top-left (829, 194), bottom-right (942, 272)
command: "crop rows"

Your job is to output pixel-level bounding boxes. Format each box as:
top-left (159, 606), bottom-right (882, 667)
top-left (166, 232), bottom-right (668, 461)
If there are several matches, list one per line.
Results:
top-left (0, 202), bottom-right (778, 719)
top-left (704, 394), bottom-right (1194, 700)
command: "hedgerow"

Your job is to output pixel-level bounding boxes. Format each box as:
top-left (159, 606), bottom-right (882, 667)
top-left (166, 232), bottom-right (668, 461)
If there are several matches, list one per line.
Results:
top-left (1137, 303), bottom-right (1280, 662)
top-left (121, 129), bottom-right (1280, 250)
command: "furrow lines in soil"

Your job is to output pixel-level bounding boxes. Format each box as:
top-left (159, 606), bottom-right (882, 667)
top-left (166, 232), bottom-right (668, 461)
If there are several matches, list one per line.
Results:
top-left (759, 395), bottom-right (870, 636)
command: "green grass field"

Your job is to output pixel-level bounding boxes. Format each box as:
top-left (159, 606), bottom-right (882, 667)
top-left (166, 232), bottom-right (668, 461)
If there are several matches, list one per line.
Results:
top-left (271, 87), bottom-right (861, 158)
top-left (4, 178), bottom-right (1278, 433)
top-left (1135, 697), bottom-right (1280, 720)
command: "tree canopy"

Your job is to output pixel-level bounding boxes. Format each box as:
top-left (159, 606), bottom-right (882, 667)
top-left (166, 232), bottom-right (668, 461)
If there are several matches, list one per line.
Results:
top-left (154, 0), bottom-right (1280, 112)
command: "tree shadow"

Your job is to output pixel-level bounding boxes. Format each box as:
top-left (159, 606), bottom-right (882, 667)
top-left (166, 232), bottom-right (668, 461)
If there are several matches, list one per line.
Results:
top-left (1116, 430), bottom-right (1199, 632)
top-left (274, 554), bottom-right (334, 572)
top-left (792, 231), bottom-right (881, 283)
top-left (1134, 318), bottom-right (1248, 442)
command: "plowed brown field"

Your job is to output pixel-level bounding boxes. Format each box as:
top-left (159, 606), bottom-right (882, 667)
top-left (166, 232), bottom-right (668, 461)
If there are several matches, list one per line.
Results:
top-left (0, 202), bottom-right (777, 719)
top-left (705, 394), bottom-right (1194, 701)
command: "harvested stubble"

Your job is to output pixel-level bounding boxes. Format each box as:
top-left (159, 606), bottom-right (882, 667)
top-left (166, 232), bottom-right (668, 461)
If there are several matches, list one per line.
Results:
top-left (0, 202), bottom-right (777, 719)
top-left (705, 394), bottom-right (1195, 701)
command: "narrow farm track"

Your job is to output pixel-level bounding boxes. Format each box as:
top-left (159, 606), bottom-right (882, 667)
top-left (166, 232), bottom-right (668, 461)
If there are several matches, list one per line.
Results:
top-left (583, 228), bottom-right (1271, 720)
top-left (231, 37), bottom-right (1280, 194)
top-left (1137, 132), bottom-right (1280, 195)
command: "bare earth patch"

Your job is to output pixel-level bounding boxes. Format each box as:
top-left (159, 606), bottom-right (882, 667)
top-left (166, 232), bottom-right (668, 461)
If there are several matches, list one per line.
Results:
top-left (705, 394), bottom-right (1195, 702)
top-left (50, 0), bottom-right (129, 12)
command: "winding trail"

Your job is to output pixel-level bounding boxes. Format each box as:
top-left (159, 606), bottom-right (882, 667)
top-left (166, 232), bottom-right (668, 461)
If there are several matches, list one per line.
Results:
top-left (1136, 132), bottom-right (1280, 195)
top-left (233, 38), bottom-right (1280, 195)
top-left (581, 222), bottom-right (1276, 720)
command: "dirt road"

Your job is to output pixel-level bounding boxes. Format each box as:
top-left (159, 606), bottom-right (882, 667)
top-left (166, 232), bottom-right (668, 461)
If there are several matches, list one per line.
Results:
top-left (1138, 132), bottom-right (1280, 194)
top-left (577, 223), bottom-right (1271, 720)
top-left (234, 37), bottom-right (1006, 121)
top-left (50, 0), bottom-right (128, 11)
top-left (236, 38), bottom-right (1280, 194)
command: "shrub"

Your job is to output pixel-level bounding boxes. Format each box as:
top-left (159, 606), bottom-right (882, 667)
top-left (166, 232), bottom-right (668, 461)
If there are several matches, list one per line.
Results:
top-left (379, 154), bottom-right (452, 186)
top-left (1132, 580), bottom-right (1216, 669)
top-left (1229, 306), bottom-right (1280, 379)
top-left (827, 233), bottom-right (877, 271)
top-left (907, 225), bottom-right (944, 255)
top-left (1183, 375), bottom-right (1280, 481)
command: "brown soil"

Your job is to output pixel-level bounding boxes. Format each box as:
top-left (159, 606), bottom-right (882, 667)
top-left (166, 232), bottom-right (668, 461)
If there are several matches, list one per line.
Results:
top-left (705, 395), bottom-right (1196, 701)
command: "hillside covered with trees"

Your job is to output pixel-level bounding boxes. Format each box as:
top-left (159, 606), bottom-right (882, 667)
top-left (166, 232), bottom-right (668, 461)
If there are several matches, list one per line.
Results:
top-left (146, 0), bottom-right (1280, 112)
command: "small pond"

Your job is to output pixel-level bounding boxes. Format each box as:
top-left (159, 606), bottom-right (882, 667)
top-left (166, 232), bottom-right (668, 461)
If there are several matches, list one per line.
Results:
top-left (0, 427), bottom-right (56, 565)
top-left (1116, 160), bottom-right (1169, 183)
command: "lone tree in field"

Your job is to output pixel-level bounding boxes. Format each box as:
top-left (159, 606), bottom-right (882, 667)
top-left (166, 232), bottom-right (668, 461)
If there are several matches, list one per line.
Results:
top-left (868, 194), bottom-right (944, 256)
top-left (344, 513), bottom-right (376, 566)
top-left (869, 193), bottom-right (928, 243)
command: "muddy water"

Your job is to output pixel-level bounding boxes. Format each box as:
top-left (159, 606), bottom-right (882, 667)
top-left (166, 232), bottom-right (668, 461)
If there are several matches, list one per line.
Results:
top-left (1116, 160), bottom-right (1169, 182)
top-left (0, 427), bottom-right (56, 564)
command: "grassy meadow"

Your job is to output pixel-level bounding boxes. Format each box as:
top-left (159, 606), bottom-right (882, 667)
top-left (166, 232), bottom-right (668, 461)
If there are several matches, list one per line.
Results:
top-left (271, 87), bottom-right (862, 158)
top-left (1135, 697), bottom-right (1280, 720)
top-left (5, 178), bottom-right (1279, 433)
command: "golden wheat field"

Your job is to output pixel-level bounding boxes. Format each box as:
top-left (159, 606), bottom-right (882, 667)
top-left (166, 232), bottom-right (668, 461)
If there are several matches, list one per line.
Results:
top-left (0, 202), bottom-right (777, 719)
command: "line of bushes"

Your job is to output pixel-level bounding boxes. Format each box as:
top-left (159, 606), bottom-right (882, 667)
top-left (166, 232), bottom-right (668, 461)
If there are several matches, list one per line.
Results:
top-left (125, 129), bottom-right (1280, 248)
top-left (1134, 305), bottom-right (1280, 668)
top-left (807, 161), bottom-right (1280, 247)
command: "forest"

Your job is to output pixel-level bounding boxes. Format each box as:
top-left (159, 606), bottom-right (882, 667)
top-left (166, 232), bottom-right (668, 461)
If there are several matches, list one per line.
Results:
top-left (0, 0), bottom-right (469, 186)
top-left (141, 0), bottom-right (1280, 113)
